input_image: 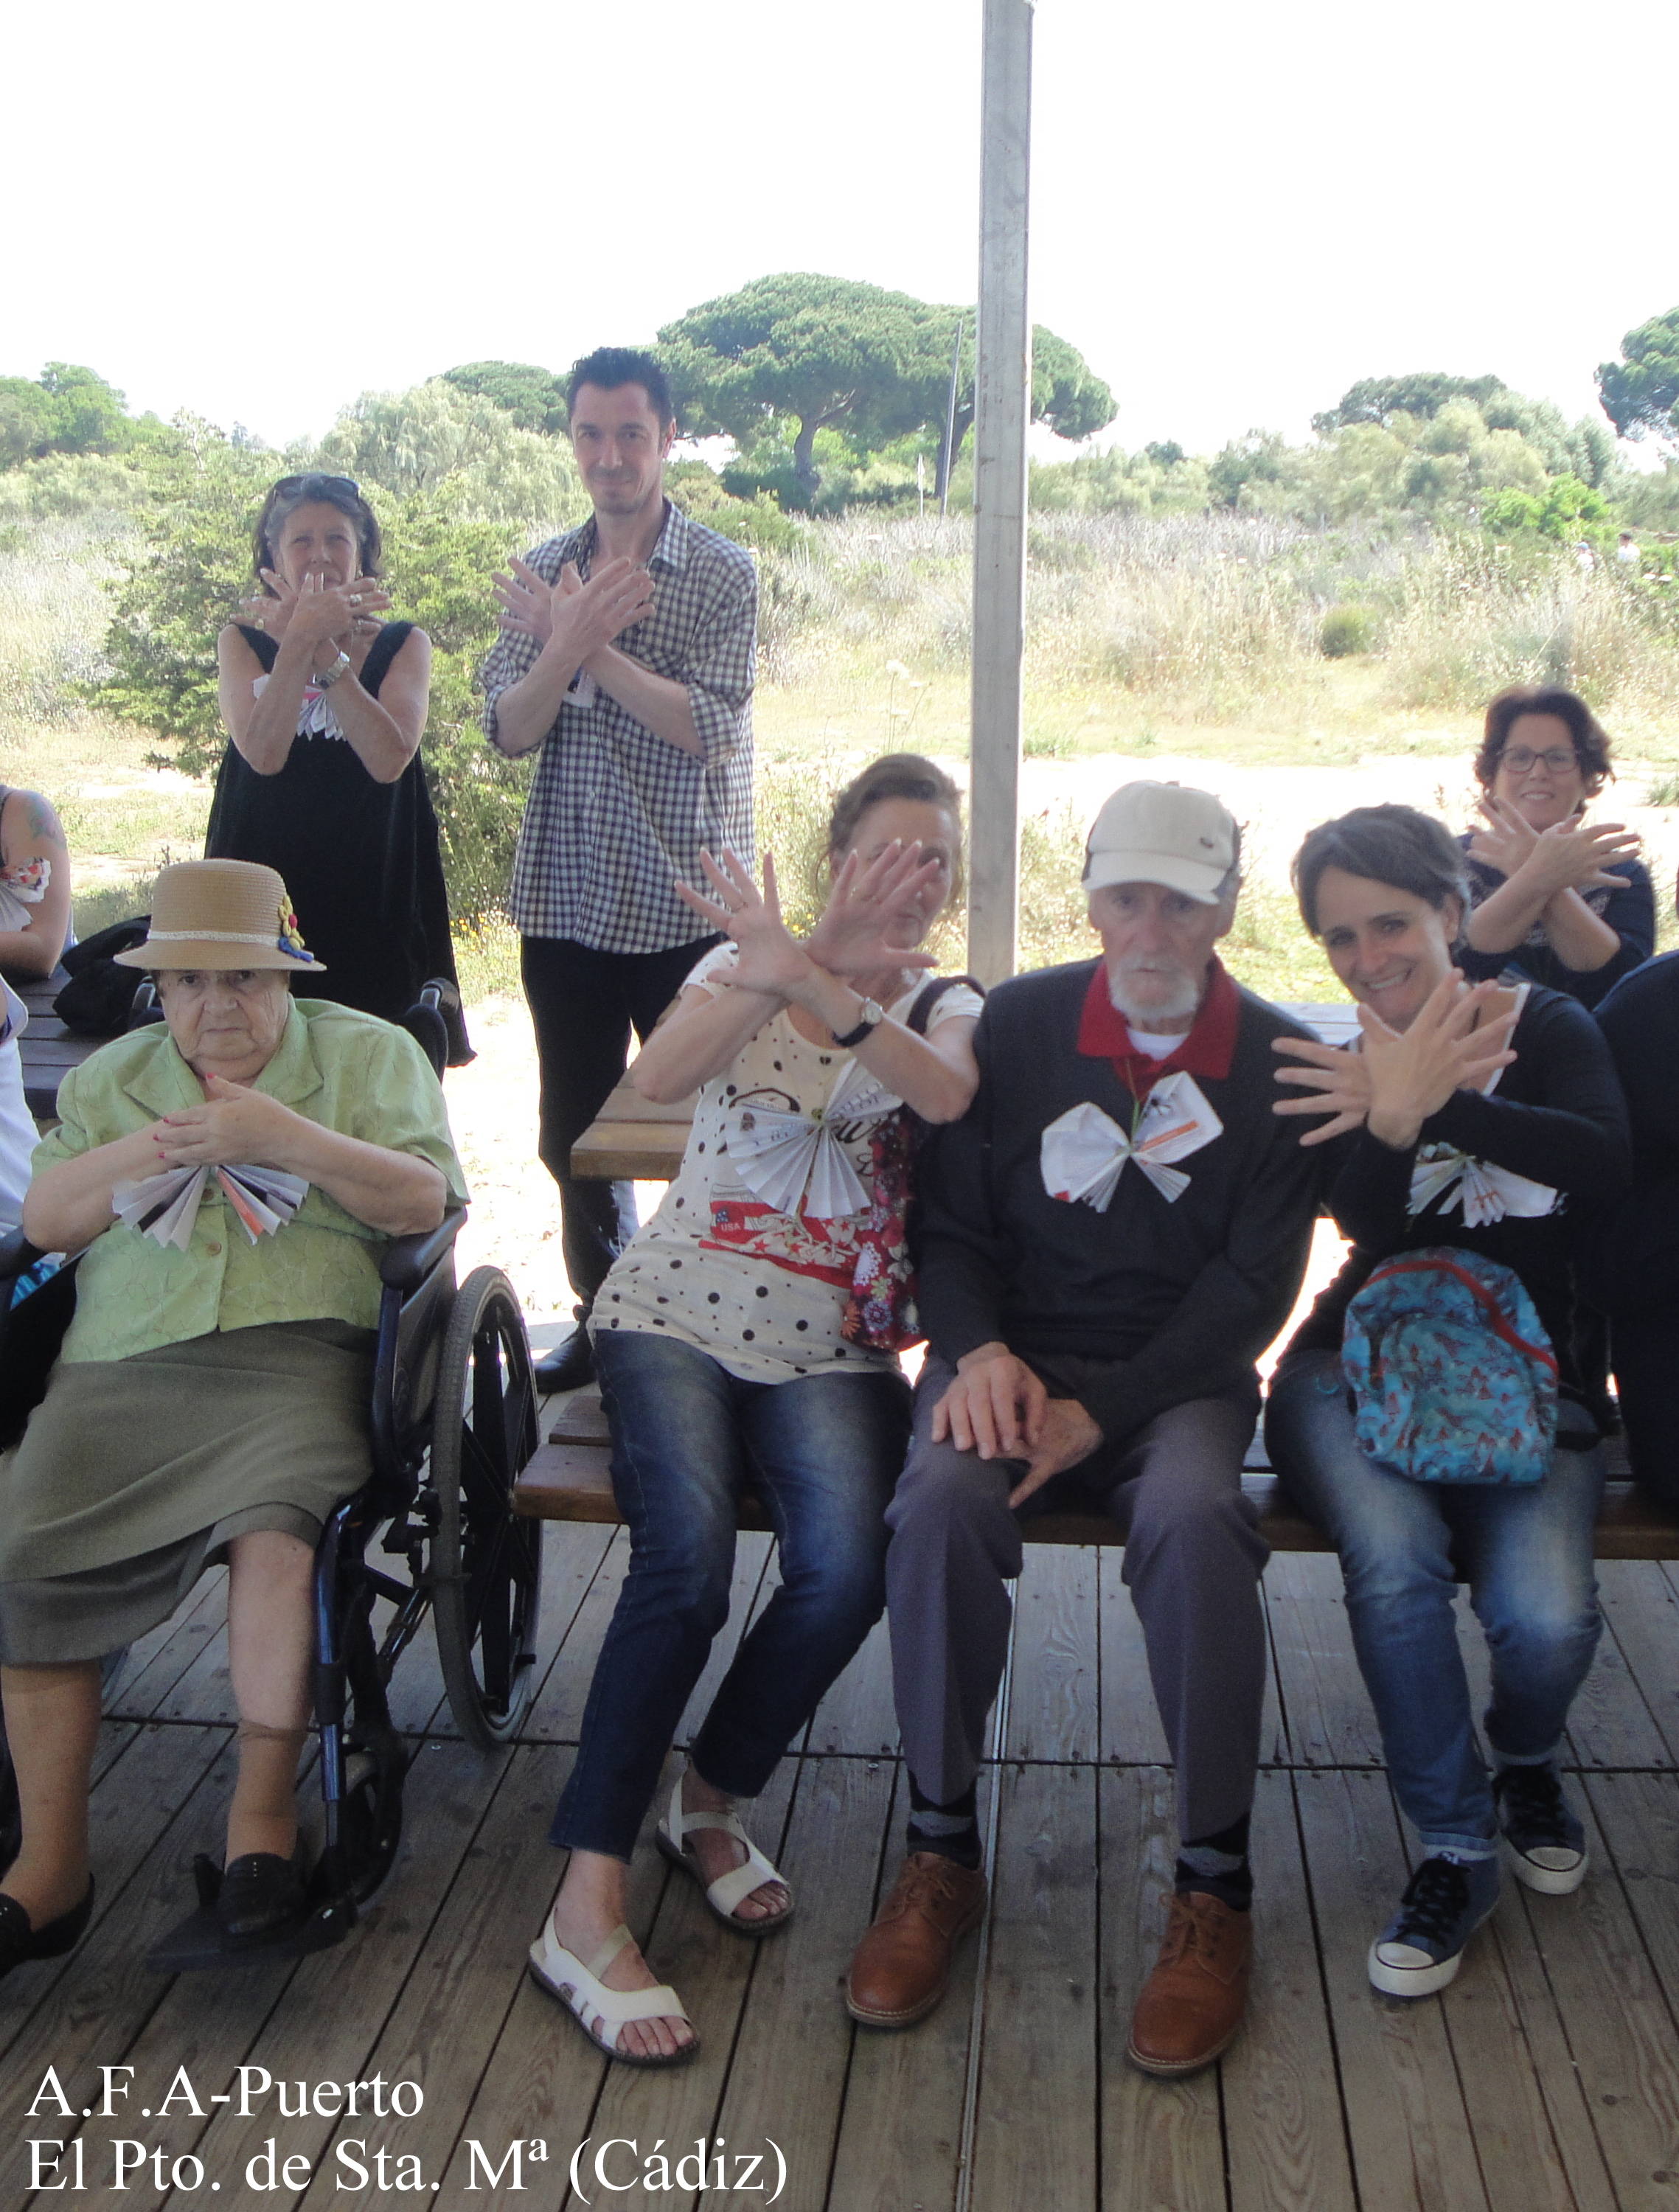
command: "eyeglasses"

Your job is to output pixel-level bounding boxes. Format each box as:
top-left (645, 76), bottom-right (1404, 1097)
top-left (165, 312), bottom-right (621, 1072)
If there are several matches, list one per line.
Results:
top-left (1501, 746), bottom-right (1579, 774)
top-left (271, 473), bottom-right (361, 498)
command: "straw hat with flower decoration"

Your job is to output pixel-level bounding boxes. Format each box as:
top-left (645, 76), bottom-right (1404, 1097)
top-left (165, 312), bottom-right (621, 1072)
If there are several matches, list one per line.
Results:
top-left (113, 860), bottom-right (327, 971)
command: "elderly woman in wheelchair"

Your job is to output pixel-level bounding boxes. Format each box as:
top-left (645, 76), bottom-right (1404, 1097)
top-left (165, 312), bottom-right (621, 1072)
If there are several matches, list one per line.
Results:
top-left (0, 858), bottom-right (469, 1981)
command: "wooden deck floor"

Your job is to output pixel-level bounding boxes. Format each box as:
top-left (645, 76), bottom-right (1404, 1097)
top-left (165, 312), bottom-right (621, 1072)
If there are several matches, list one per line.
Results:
top-left (9, 1519), bottom-right (1679, 2209)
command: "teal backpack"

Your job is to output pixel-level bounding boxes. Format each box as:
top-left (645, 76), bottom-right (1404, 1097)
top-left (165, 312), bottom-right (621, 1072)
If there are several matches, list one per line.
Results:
top-left (1341, 1246), bottom-right (1559, 1485)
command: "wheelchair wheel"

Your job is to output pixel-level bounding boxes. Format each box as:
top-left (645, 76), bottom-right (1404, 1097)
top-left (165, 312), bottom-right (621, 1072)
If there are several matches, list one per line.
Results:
top-left (429, 1267), bottom-right (543, 1751)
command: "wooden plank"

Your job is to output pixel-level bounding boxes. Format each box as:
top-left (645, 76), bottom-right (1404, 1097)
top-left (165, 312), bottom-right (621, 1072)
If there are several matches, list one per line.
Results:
top-left (1522, 1778), bottom-right (1679, 2207)
top-left (293, 1743), bottom-right (562, 2209)
top-left (100, 1735), bottom-right (522, 2211)
top-left (1264, 1552), bottom-right (1385, 1770)
top-left (1561, 1572), bottom-right (1675, 1772)
top-left (420, 1744), bottom-right (681, 2211)
top-left (1223, 1770), bottom-right (1358, 2212)
top-left (1006, 1544), bottom-right (1099, 1763)
top-left (1099, 1764), bottom-right (1226, 2212)
top-left (521, 1531), bottom-right (632, 1743)
top-left (569, 1123), bottom-right (688, 1182)
top-left (970, 1760), bottom-right (1098, 2212)
top-left (1292, 1767), bottom-right (1489, 2212)
top-left (0, 1730), bottom-right (243, 2199)
top-left (709, 1756), bottom-right (897, 2211)
top-left (544, 1755), bottom-right (802, 2212)
top-left (1097, 1551), bottom-right (1172, 1766)
top-left (1586, 1562), bottom-right (1679, 1765)
top-left (106, 1571), bottom-right (229, 1721)
top-left (804, 1611), bottom-right (900, 1759)
top-left (829, 1760), bottom-right (987, 2212)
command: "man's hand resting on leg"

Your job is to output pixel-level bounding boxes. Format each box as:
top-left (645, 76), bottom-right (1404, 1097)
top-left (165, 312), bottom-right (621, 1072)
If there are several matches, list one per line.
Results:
top-left (932, 1345), bottom-right (1103, 1509)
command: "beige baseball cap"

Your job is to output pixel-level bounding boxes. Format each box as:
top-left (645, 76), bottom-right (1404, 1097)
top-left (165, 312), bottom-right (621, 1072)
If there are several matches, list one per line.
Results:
top-left (1082, 781), bottom-right (1240, 905)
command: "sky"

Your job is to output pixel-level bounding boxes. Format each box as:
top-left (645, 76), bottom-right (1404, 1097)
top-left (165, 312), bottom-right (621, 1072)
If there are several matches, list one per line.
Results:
top-left (3, 0), bottom-right (1670, 461)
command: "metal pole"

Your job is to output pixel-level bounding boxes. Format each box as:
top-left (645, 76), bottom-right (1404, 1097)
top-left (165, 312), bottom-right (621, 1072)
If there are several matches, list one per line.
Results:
top-left (967, 0), bottom-right (1032, 987)
top-left (939, 314), bottom-right (963, 515)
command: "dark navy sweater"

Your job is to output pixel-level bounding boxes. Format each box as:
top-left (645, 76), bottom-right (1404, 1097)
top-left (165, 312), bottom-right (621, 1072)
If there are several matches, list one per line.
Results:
top-left (915, 959), bottom-right (1323, 1447)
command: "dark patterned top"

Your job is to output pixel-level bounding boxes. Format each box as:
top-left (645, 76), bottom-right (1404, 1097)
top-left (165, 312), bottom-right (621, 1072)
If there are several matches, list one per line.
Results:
top-left (479, 499), bottom-right (756, 952)
top-left (206, 622), bottom-right (470, 1062)
top-left (1458, 833), bottom-right (1655, 1010)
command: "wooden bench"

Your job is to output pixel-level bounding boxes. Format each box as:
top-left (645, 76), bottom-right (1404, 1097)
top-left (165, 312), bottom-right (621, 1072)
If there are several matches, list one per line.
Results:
top-left (9, 967), bottom-right (108, 1124)
top-left (512, 1388), bottom-right (1679, 1560)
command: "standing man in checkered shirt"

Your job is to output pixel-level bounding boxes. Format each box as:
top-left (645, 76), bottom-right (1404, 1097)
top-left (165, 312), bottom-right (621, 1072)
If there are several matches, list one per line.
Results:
top-left (481, 347), bottom-right (757, 1391)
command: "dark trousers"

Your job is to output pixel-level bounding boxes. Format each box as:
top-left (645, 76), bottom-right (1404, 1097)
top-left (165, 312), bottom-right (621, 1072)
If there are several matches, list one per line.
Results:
top-left (1615, 1309), bottom-right (1679, 1503)
top-left (520, 933), bottom-right (720, 1318)
top-left (884, 1355), bottom-right (1268, 1845)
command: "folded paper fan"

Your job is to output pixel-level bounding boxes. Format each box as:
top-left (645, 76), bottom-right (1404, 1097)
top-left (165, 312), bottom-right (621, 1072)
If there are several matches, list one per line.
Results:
top-left (112, 1163), bottom-right (309, 1249)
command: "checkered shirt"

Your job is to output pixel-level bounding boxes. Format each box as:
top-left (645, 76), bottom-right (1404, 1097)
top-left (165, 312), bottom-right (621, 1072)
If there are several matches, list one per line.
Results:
top-left (480, 500), bottom-right (757, 951)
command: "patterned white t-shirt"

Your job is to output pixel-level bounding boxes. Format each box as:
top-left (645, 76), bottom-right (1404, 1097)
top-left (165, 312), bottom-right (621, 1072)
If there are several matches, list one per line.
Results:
top-left (592, 947), bottom-right (982, 1384)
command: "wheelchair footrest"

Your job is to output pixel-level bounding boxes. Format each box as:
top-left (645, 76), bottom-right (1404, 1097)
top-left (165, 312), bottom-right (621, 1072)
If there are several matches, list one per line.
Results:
top-left (145, 1852), bottom-right (359, 1974)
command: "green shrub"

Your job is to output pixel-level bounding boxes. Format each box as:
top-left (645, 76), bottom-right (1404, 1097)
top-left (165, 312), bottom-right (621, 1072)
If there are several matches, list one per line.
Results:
top-left (1319, 604), bottom-right (1375, 657)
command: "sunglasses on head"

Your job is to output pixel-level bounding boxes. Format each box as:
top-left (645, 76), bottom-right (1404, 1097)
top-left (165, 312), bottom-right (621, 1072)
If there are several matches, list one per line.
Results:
top-left (271, 473), bottom-right (361, 498)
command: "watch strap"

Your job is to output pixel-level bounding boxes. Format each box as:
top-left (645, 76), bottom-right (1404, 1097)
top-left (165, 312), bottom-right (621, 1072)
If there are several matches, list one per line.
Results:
top-left (832, 998), bottom-right (885, 1049)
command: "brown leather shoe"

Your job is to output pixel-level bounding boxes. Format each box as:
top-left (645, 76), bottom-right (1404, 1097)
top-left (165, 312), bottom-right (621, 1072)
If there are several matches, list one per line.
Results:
top-left (1127, 1891), bottom-right (1252, 2076)
top-left (846, 1852), bottom-right (988, 2028)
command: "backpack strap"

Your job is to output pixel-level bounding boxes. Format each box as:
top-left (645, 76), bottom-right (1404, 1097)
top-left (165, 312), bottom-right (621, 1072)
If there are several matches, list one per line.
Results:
top-left (905, 973), bottom-right (983, 1037)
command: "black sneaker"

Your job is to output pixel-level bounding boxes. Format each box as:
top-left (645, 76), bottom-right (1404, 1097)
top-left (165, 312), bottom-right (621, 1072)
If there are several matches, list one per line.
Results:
top-left (1367, 1854), bottom-right (1499, 1997)
top-left (1493, 1762), bottom-right (1588, 1895)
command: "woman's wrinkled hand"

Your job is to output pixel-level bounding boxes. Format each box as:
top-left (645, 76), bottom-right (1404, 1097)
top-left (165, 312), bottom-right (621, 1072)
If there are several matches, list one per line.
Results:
top-left (154, 1077), bottom-right (302, 1171)
top-left (803, 841), bottom-right (940, 978)
top-left (1360, 974), bottom-right (1519, 1152)
top-left (1470, 795), bottom-right (1641, 897)
top-left (282, 571), bottom-right (389, 661)
top-left (1271, 1034), bottom-right (1374, 1145)
top-left (675, 849), bottom-right (815, 999)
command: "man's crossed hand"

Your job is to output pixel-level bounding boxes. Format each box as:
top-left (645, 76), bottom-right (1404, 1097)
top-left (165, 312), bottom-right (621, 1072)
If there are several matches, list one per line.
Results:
top-left (933, 1343), bottom-right (1103, 1509)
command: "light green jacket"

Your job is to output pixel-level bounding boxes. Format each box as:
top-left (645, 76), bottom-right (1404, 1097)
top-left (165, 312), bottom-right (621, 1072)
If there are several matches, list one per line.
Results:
top-left (33, 999), bottom-right (470, 1364)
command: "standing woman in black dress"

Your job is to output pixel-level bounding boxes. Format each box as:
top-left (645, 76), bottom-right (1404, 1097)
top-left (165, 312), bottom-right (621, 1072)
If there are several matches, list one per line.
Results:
top-left (209, 473), bottom-right (470, 1060)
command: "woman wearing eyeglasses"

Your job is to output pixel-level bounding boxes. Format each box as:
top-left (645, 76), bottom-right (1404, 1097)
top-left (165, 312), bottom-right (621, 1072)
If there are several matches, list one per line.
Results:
top-left (208, 473), bottom-right (469, 1060)
top-left (1456, 686), bottom-right (1653, 1010)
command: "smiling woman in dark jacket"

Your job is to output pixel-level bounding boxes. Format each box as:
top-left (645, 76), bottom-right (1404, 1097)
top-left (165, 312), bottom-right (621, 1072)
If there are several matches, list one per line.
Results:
top-left (1267, 804), bottom-right (1630, 2004)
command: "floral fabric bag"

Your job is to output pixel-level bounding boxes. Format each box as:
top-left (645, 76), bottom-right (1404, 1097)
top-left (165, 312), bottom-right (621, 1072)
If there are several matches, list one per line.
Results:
top-left (842, 975), bottom-right (981, 1352)
top-left (1340, 1245), bottom-right (1558, 1486)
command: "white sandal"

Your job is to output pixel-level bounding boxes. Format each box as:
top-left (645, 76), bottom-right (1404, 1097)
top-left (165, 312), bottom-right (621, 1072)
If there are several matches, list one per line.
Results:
top-left (656, 1773), bottom-right (795, 1935)
top-left (526, 1916), bottom-right (698, 2067)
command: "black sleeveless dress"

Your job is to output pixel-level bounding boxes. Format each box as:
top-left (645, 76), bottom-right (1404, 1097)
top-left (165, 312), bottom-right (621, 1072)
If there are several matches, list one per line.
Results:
top-left (205, 622), bottom-right (470, 1062)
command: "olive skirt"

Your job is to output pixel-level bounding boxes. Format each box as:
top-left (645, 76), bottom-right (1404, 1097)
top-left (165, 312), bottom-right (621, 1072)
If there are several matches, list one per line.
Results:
top-left (0, 1320), bottom-right (375, 1665)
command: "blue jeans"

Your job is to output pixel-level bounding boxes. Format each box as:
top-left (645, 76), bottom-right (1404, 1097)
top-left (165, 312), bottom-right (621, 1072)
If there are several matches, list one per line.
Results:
top-left (1265, 1351), bottom-right (1603, 1859)
top-left (550, 1329), bottom-right (911, 1861)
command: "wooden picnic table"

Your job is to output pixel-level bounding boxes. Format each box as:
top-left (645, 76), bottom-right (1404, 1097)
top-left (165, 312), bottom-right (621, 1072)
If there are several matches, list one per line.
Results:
top-left (8, 964), bottom-right (111, 1124)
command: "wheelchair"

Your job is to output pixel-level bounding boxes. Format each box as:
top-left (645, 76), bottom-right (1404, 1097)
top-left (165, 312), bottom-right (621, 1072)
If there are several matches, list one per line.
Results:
top-left (0, 981), bottom-right (544, 1972)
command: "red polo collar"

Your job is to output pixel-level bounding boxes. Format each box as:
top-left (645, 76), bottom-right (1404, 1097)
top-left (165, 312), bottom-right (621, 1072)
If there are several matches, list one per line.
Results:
top-left (1077, 956), bottom-right (1241, 1099)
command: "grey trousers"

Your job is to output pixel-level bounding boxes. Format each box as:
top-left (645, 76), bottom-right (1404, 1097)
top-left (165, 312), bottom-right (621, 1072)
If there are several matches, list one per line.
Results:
top-left (884, 1354), bottom-right (1268, 1843)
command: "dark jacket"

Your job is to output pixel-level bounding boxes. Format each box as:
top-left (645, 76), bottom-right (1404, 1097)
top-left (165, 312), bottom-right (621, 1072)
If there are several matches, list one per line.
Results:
top-left (915, 958), bottom-right (1322, 1446)
top-left (1457, 836), bottom-right (1654, 1010)
top-left (1287, 986), bottom-right (1632, 1396)
top-left (1581, 950), bottom-right (1679, 1313)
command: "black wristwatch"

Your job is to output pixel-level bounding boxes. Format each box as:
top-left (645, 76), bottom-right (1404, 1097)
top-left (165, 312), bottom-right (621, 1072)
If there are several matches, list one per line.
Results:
top-left (832, 997), bottom-right (886, 1048)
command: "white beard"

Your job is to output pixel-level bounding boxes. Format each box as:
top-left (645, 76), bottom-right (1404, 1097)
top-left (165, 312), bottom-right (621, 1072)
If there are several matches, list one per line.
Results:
top-left (1107, 961), bottom-right (1201, 1026)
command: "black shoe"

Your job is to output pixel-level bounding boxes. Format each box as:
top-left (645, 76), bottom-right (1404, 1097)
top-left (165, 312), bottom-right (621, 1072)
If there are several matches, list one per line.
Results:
top-left (217, 1851), bottom-right (307, 1946)
top-left (1493, 1762), bottom-right (1589, 1894)
top-left (533, 1329), bottom-right (595, 1393)
top-left (0, 1879), bottom-right (95, 1980)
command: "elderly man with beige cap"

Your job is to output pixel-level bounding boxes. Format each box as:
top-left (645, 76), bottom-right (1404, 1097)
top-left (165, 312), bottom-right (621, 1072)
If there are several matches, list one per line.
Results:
top-left (844, 782), bottom-right (1321, 2075)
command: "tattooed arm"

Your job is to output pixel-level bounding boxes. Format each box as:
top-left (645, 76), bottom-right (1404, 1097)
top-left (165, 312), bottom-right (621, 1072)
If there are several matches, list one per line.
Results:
top-left (0, 787), bottom-right (72, 978)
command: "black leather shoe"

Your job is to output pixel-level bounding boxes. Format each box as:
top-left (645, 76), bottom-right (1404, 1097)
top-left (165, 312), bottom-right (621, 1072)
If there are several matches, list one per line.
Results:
top-left (0, 1879), bottom-right (95, 1980)
top-left (217, 1852), bottom-right (307, 1946)
top-left (533, 1329), bottom-right (595, 1393)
